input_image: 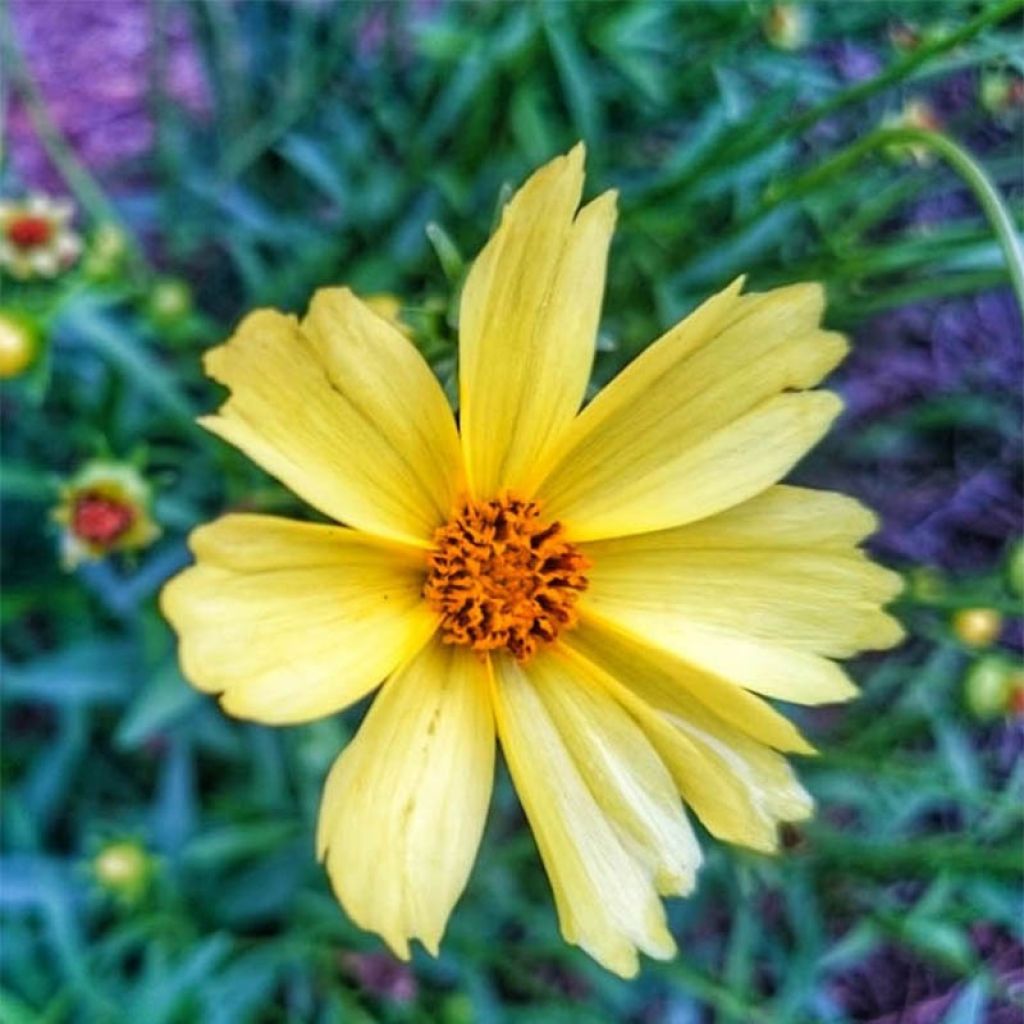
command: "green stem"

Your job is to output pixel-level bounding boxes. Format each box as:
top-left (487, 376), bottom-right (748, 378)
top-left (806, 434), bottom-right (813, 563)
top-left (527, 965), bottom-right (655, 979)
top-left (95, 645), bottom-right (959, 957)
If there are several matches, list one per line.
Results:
top-left (883, 127), bottom-right (1024, 319)
top-left (769, 127), bottom-right (1024, 320)
top-left (800, 830), bottom-right (1022, 877)
top-left (786, 0), bottom-right (1024, 141)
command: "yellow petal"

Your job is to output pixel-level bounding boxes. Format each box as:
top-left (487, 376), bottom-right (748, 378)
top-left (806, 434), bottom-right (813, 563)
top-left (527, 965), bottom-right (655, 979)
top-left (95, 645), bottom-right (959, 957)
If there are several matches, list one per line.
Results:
top-left (582, 532), bottom-right (904, 659)
top-left (570, 644), bottom-right (812, 853)
top-left (200, 291), bottom-right (463, 547)
top-left (536, 280), bottom-right (849, 540)
top-left (161, 515), bottom-right (437, 724)
top-left (317, 641), bottom-right (494, 959)
top-left (565, 615), bottom-right (814, 754)
top-left (490, 652), bottom-right (676, 978)
top-left (459, 144), bottom-right (618, 497)
top-left (610, 618), bottom-right (860, 705)
top-left (656, 484), bottom-right (880, 550)
top-left (534, 647), bottom-right (702, 897)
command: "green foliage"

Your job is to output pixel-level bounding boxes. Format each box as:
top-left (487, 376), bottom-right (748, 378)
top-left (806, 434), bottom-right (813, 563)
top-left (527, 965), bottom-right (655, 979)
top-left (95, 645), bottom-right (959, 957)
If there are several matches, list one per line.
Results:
top-left (2, 0), bottom-right (1022, 1020)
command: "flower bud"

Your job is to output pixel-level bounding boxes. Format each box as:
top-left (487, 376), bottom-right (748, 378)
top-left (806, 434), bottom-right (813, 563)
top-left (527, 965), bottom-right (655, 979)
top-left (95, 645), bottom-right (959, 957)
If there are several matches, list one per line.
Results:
top-left (951, 608), bottom-right (1002, 648)
top-left (92, 840), bottom-right (154, 902)
top-left (82, 223), bottom-right (130, 281)
top-left (52, 460), bottom-right (160, 569)
top-left (763, 5), bottom-right (810, 51)
top-left (964, 656), bottom-right (1018, 721)
top-left (0, 310), bottom-right (42, 378)
top-left (147, 277), bottom-right (194, 324)
top-left (888, 22), bottom-right (920, 51)
top-left (908, 567), bottom-right (945, 602)
top-left (884, 100), bottom-right (942, 165)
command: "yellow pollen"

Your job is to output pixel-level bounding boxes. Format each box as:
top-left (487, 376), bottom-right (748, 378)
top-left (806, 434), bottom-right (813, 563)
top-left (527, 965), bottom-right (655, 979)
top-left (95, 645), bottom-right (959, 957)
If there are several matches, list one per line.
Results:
top-left (424, 496), bottom-right (590, 662)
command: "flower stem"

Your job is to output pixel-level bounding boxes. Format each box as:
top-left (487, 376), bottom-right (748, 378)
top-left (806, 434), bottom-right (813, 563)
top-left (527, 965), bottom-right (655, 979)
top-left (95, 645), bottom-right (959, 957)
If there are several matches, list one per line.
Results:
top-left (879, 127), bottom-right (1024, 321)
top-left (769, 128), bottom-right (1024, 322)
top-left (786, 0), bottom-right (1024, 140)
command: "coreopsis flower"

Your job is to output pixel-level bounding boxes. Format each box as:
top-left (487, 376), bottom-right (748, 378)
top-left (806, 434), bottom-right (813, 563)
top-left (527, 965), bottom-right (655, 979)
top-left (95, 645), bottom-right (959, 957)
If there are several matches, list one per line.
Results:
top-left (0, 195), bottom-right (82, 279)
top-left (53, 460), bottom-right (160, 569)
top-left (162, 147), bottom-right (903, 976)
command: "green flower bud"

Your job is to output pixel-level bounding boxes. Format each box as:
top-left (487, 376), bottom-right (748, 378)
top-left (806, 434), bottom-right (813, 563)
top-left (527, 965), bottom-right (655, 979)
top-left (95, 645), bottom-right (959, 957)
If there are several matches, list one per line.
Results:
top-left (82, 223), bottom-right (130, 281)
top-left (92, 840), bottom-right (154, 902)
top-left (964, 656), bottom-right (1014, 721)
top-left (147, 277), bottom-right (193, 324)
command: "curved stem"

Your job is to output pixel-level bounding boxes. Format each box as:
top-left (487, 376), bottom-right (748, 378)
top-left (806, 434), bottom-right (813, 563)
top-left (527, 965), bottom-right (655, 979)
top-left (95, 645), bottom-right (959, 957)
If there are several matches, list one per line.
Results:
top-left (877, 127), bottom-right (1024, 321)
top-left (770, 127), bottom-right (1024, 322)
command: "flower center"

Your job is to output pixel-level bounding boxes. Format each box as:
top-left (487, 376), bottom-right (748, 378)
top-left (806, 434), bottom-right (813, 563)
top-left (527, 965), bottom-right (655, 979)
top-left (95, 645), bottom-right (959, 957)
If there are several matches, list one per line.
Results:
top-left (71, 492), bottom-right (136, 545)
top-left (424, 496), bottom-right (590, 662)
top-left (7, 216), bottom-right (53, 250)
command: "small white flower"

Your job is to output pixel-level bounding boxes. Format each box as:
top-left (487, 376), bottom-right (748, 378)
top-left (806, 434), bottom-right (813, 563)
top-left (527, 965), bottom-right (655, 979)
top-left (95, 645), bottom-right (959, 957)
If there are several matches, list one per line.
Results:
top-left (0, 194), bottom-right (82, 280)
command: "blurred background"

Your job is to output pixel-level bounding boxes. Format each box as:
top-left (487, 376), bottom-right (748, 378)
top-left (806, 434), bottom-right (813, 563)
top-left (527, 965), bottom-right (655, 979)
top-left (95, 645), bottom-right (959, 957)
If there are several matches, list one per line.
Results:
top-left (1, 1), bottom-right (1022, 1021)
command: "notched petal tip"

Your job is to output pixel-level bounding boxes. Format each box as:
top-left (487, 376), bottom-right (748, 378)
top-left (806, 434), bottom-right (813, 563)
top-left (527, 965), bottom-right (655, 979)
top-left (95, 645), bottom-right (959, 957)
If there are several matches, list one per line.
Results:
top-left (201, 308), bottom-right (300, 383)
top-left (304, 284), bottom-right (361, 327)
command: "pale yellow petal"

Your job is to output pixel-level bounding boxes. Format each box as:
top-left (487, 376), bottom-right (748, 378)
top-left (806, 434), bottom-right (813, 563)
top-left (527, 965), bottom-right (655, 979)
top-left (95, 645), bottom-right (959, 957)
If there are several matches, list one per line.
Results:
top-left (655, 484), bottom-right (880, 550)
top-left (533, 647), bottom-right (702, 897)
top-left (490, 653), bottom-right (676, 978)
top-left (317, 641), bottom-right (494, 959)
top-left (200, 293), bottom-right (463, 547)
top-left (536, 280), bottom-right (849, 540)
top-left (161, 515), bottom-right (437, 724)
top-left (565, 615), bottom-right (814, 754)
top-left (569, 644), bottom-right (812, 853)
top-left (607, 618), bottom-right (860, 705)
top-left (582, 533), bottom-right (904, 659)
top-left (459, 145), bottom-right (618, 497)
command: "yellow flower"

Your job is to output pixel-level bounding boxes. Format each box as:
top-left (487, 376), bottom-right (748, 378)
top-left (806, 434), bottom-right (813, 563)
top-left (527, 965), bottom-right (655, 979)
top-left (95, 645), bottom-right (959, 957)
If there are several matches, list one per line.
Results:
top-left (162, 146), bottom-right (903, 977)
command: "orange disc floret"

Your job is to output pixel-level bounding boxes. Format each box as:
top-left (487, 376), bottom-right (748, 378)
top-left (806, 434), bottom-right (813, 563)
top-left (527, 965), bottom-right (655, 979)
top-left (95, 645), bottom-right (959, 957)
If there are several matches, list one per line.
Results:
top-left (424, 495), bottom-right (590, 662)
